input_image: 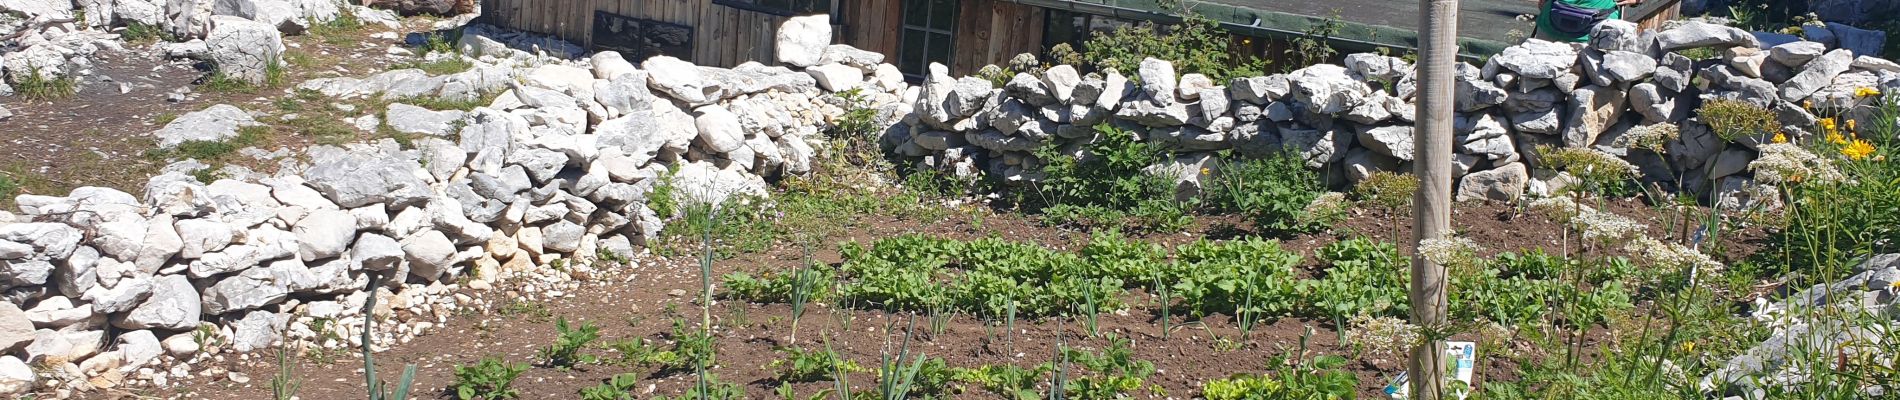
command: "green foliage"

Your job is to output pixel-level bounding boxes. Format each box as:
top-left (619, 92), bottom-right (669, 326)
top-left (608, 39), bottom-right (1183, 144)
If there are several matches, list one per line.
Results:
top-left (956, 363), bottom-right (1052, 399)
top-left (451, 357), bottom-right (528, 400)
top-left (147, 125), bottom-right (274, 162)
top-left (13, 69), bottom-right (77, 100)
top-left (1201, 353), bottom-right (1356, 400)
top-left (1771, 95), bottom-right (1900, 269)
top-left (537, 317), bottom-right (601, 369)
top-left (770, 347), bottom-right (863, 382)
top-left (1304, 238), bottom-right (1409, 321)
top-left (1061, 338), bottom-right (1158, 398)
top-left (1698, 99), bottom-right (1777, 142)
top-left (1283, 12), bottom-right (1344, 73)
top-left (722, 265), bottom-right (834, 304)
top-left (201, 60), bottom-right (286, 93)
top-left (0, 175), bottom-right (18, 202)
top-left (1203, 152), bottom-right (1329, 235)
top-left (390, 57), bottom-right (474, 75)
top-left (604, 337), bottom-right (676, 368)
top-left (270, 343), bottom-right (301, 400)
top-left (1075, 5), bottom-right (1266, 81)
top-left (1168, 237), bottom-right (1302, 321)
top-left (1535, 146), bottom-right (1638, 197)
top-left (650, 372), bottom-right (744, 400)
top-left (1031, 124), bottom-right (1194, 232)
top-left (119, 22), bottom-right (174, 44)
top-left (578, 373), bottom-right (641, 400)
top-left (1351, 171), bottom-right (1417, 212)
top-left (361, 272), bottom-right (418, 400)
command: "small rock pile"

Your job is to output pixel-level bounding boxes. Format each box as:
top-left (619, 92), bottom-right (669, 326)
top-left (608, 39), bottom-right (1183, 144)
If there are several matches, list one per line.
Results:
top-left (0, 14), bottom-right (896, 397)
top-left (1704, 254), bottom-right (1900, 398)
top-left (889, 19), bottom-right (1899, 204)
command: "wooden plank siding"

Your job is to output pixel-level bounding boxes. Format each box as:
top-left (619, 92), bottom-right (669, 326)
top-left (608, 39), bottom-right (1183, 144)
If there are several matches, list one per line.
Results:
top-left (837, 0), bottom-right (903, 58)
top-left (476, 0), bottom-right (1048, 72)
top-left (948, 0), bottom-right (1045, 75)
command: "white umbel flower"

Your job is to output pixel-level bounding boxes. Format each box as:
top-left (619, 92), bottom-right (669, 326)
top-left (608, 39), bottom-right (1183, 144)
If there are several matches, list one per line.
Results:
top-left (1750, 143), bottom-right (1845, 185)
top-left (1625, 237), bottom-right (1724, 273)
top-left (1418, 236), bottom-right (1485, 268)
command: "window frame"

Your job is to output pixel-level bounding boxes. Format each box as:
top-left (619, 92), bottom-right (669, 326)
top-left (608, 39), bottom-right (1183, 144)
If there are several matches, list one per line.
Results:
top-left (711, 0), bottom-right (833, 17)
top-left (898, 0), bottom-right (958, 78)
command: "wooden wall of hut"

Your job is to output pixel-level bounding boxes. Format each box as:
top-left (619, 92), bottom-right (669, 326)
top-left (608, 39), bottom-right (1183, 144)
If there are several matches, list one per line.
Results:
top-left (478, 0), bottom-right (786, 67)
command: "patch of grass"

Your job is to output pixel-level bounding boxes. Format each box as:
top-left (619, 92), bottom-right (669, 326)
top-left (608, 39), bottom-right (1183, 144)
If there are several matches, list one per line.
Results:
top-left (119, 22), bottom-right (175, 45)
top-left (201, 61), bottom-right (288, 93)
top-left (309, 7), bottom-right (365, 46)
top-left (0, 172), bottom-right (16, 199)
top-left (403, 91), bottom-right (496, 112)
top-left (14, 69), bottom-right (77, 101)
top-left (283, 50), bottom-right (319, 69)
top-left (390, 57), bottom-right (473, 75)
top-left (498, 300), bottom-right (553, 323)
top-left (147, 125), bottom-right (274, 162)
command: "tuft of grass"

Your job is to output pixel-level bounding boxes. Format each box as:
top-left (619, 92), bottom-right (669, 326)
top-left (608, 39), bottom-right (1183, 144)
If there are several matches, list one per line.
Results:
top-left (390, 57), bottom-right (473, 75)
top-left (120, 22), bottom-right (175, 45)
top-left (201, 61), bottom-right (288, 93)
top-left (148, 125), bottom-right (274, 161)
top-left (14, 69), bottom-right (77, 101)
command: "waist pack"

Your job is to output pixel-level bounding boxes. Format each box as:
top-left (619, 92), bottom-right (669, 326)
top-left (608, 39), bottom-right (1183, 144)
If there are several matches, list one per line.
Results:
top-left (1548, 2), bottom-right (1616, 37)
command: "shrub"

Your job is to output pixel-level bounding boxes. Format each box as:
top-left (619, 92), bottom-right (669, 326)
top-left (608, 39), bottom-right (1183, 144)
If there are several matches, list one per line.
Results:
top-left (1200, 352), bottom-right (1356, 400)
top-left (770, 347), bottom-right (863, 382)
top-left (1203, 152), bottom-right (1328, 235)
top-left (451, 357), bottom-right (528, 400)
top-left (1698, 99), bottom-right (1776, 142)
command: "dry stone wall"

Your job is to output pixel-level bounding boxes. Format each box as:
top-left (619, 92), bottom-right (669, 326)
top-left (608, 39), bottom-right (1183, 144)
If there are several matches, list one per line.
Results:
top-left (889, 19), bottom-right (1899, 205)
top-left (1, 11), bottom-right (1898, 397)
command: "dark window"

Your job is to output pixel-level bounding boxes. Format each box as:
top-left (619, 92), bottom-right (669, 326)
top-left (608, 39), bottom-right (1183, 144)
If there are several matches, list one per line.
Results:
top-left (713, 0), bottom-right (831, 16)
top-left (898, 0), bottom-right (956, 76)
top-left (592, 11), bottom-right (695, 62)
top-left (1042, 9), bottom-right (1135, 56)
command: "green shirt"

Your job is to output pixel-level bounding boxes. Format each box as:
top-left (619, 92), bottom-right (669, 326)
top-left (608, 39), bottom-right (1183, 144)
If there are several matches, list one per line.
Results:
top-left (1536, 0), bottom-right (1621, 42)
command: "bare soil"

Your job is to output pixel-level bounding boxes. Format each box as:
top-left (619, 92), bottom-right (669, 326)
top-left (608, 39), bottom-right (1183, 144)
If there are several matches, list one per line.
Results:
top-left (112, 196), bottom-right (1758, 400)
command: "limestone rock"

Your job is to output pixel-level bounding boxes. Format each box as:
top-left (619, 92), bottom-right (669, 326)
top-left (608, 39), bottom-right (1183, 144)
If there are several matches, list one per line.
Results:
top-left (154, 104), bottom-right (261, 149)
top-left (775, 15), bottom-right (831, 67)
top-left (205, 16), bottom-right (285, 84)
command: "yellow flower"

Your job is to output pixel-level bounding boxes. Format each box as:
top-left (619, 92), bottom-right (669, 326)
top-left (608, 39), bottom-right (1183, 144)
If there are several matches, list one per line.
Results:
top-left (1820, 118), bottom-right (1837, 133)
top-left (1681, 341), bottom-right (1696, 352)
top-left (1846, 119), bottom-right (1857, 132)
top-left (1772, 132), bottom-right (1788, 143)
top-left (1856, 87), bottom-right (1882, 98)
top-left (1828, 132), bottom-right (1850, 145)
top-left (1842, 139), bottom-right (1876, 161)
top-left (1804, 100), bottom-right (1814, 109)
top-left (1891, 279), bottom-right (1900, 289)
top-left (1200, 167), bottom-right (1211, 176)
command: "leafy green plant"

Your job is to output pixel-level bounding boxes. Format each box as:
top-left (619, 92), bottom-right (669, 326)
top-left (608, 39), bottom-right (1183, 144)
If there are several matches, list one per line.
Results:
top-left (120, 22), bottom-right (175, 44)
top-left (1031, 124), bottom-right (1193, 232)
top-left (1284, 12), bottom-right (1345, 73)
top-left (650, 372), bottom-right (744, 400)
top-left (537, 317), bottom-right (601, 369)
top-left (1062, 337), bottom-right (1159, 398)
top-left (1304, 238), bottom-right (1409, 326)
top-left (1071, 1), bottom-right (1267, 81)
top-left (957, 363), bottom-right (1052, 400)
top-left (451, 357), bottom-right (528, 400)
top-left (578, 373), bottom-right (641, 400)
top-left (1351, 171), bottom-right (1418, 241)
top-left (1204, 152), bottom-right (1328, 235)
top-left (770, 347), bottom-right (863, 382)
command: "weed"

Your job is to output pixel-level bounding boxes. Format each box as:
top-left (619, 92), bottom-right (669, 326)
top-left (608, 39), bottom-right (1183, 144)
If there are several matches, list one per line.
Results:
top-left (450, 357), bottom-right (528, 400)
top-left (1061, 337), bottom-right (1158, 398)
top-left (0, 175), bottom-right (17, 203)
top-left (14, 69), bottom-right (77, 100)
top-left (1072, 2), bottom-right (1268, 81)
top-left (1030, 124), bottom-right (1194, 232)
top-left (497, 300), bottom-right (553, 323)
top-left (537, 317), bottom-right (601, 369)
top-left (120, 22), bottom-right (174, 44)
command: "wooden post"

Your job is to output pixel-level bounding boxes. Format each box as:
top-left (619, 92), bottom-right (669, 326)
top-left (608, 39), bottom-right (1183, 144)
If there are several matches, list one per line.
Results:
top-left (1409, 0), bottom-right (1459, 398)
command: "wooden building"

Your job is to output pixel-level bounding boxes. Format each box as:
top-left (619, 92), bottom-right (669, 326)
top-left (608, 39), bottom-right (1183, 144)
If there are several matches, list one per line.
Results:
top-left (478, 0), bottom-right (1680, 76)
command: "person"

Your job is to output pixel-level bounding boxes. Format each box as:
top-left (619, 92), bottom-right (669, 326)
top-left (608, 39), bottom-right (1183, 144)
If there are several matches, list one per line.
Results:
top-left (1535, 0), bottom-right (1644, 42)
